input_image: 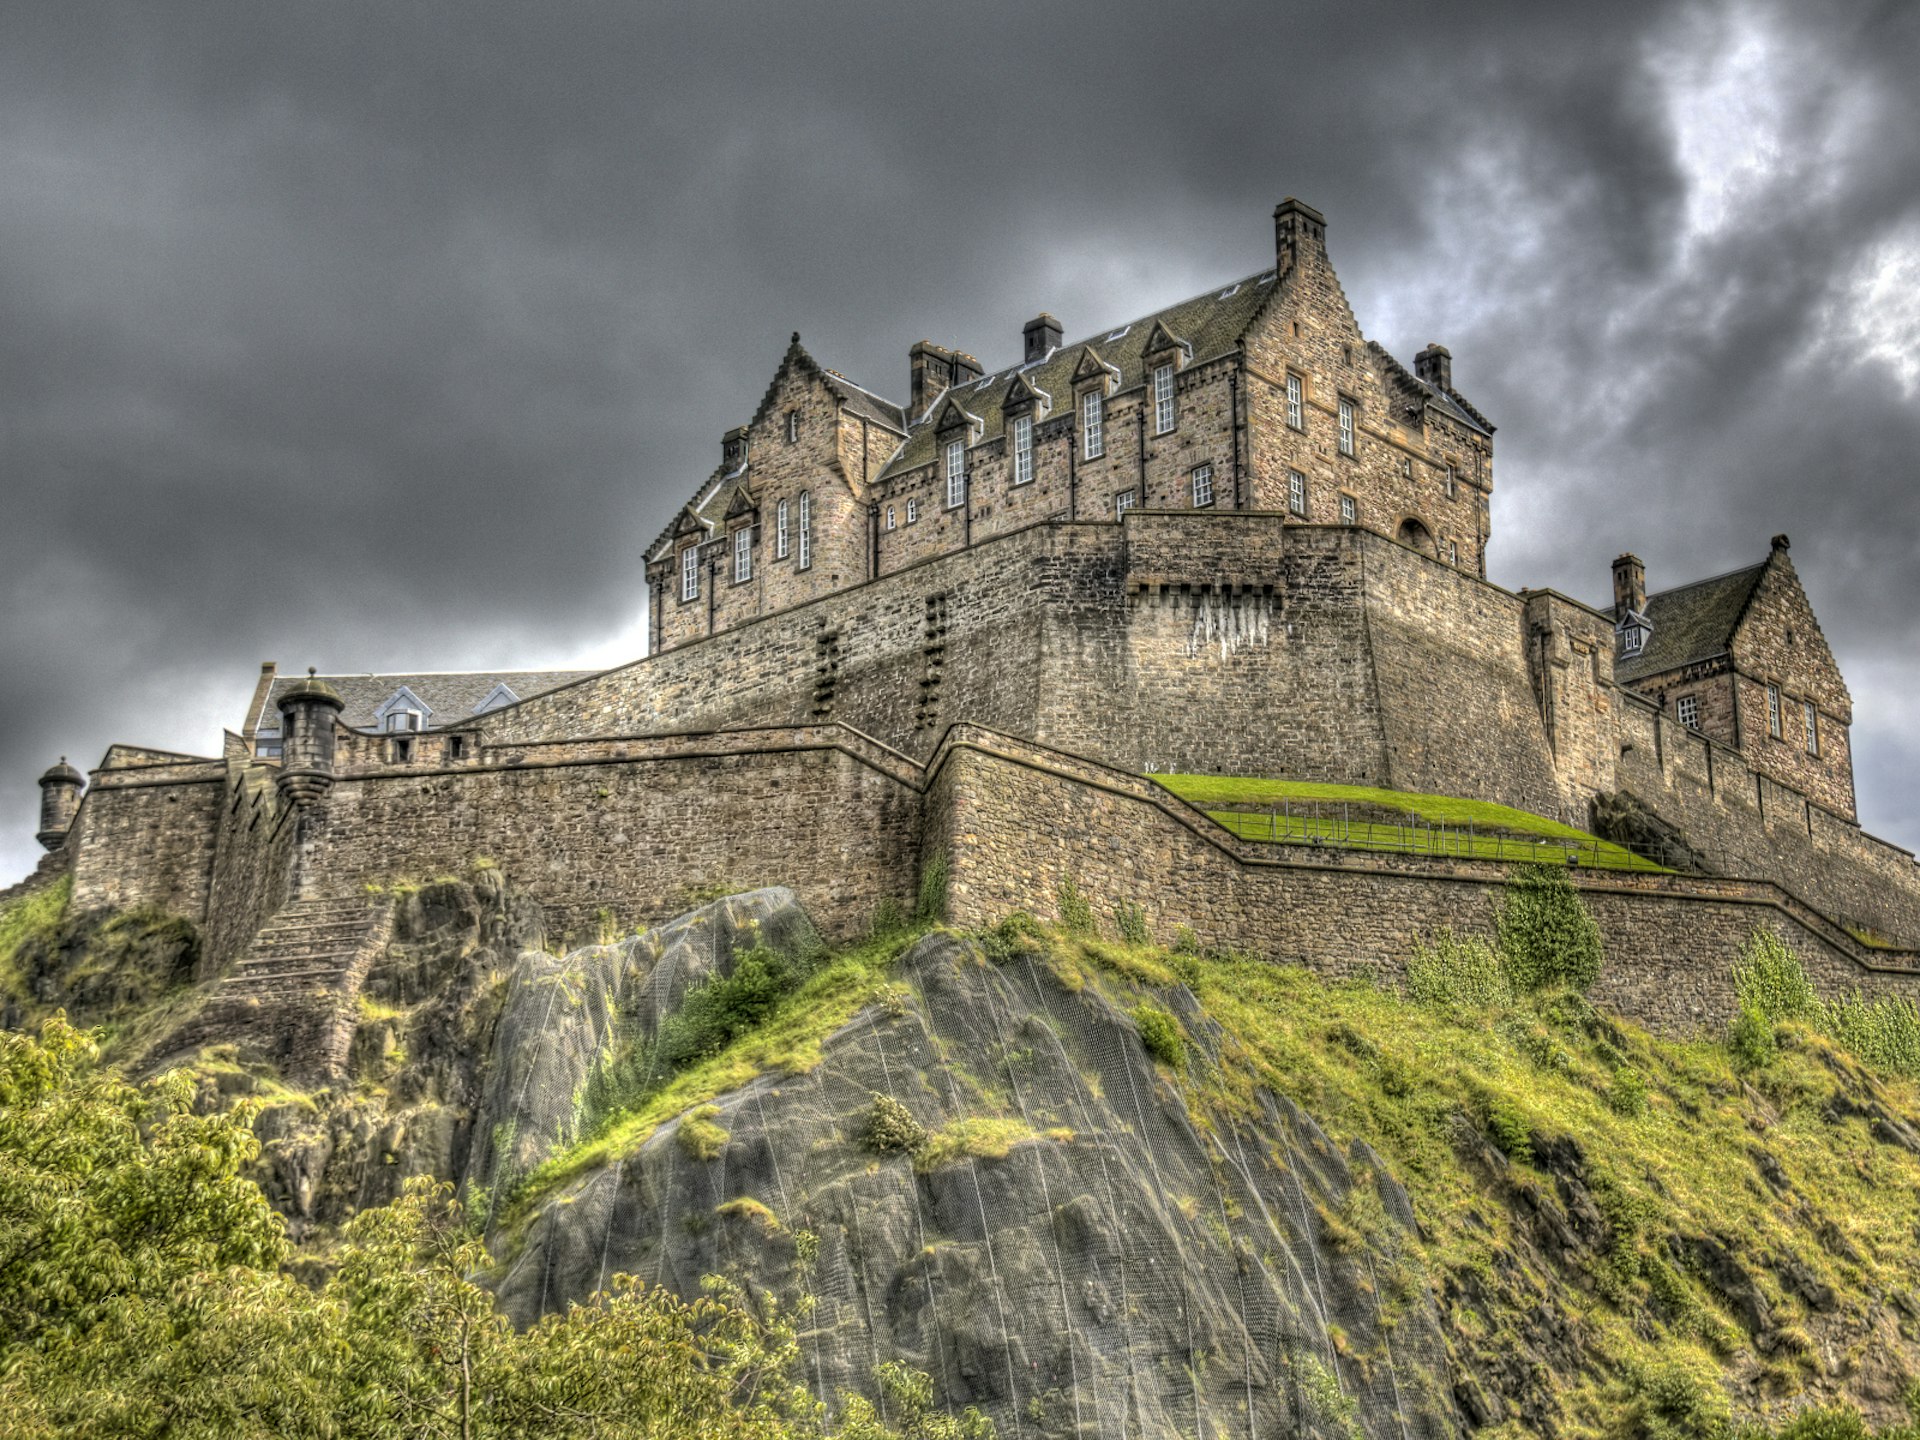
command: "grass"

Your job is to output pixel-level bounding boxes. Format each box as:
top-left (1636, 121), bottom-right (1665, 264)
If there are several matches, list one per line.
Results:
top-left (915, 1117), bottom-right (1073, 1171)
top-left (1150, 773), bottom-right (1669, 872)
top-left (1035, 921), bottom-right (1920, 1435)
top-left (0, 875), bottom-right (73, 999)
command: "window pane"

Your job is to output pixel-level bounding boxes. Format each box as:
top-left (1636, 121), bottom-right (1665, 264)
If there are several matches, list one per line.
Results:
top-left (1191, 464), bottom-right (1212, 507)
top-left (1013, 415), bottom-right (1032, 485)
top-left (1083, 392), bottom-right (1104, 457)
top-left (1154, 364), bottom-right (1175, 434)
top-left (1287, 374), bottom-right (1302, 429)
top-left (1338, 400), bottom-right (1354, 455)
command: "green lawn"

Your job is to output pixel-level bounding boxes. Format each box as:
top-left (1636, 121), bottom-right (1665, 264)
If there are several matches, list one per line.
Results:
top-left (1149, 774), bottom-right (1670, 873)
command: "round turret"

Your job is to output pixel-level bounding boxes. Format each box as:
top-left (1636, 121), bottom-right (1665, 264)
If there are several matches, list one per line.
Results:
top-left (36, 758), bottom-right (85, 851)
top-left (275, 668), bottom-right (346, 809)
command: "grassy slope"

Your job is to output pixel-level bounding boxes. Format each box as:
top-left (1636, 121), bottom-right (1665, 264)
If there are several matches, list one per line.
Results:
top-left (1152, 774), bottom-right (1667, 871)
top-left (509, 904), bottom-right (1920, 1436)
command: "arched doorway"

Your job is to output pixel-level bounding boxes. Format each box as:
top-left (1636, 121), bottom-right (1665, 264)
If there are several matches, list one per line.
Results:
top-left (1397, 517), bottom-right (1434, 554)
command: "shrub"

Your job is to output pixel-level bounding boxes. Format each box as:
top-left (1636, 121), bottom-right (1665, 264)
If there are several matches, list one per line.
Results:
top-left (1497, 864), bottom-right (1604, 994)
top-left (868, 895), bottom-right (906, 940)
top-left (1728, 1001), bottom-right (1776, 1071)
top-left (1481, 1094), bottom-right (1531, 1158)
top-left (1171, 925), bottom-right (1199, 955)
top-left (1616, 1357), bottom-right (1732, 1439)
top-left (1056, 878), bottom-right (1094, 936)
top-left (860, 1093), bottom-right (927, 1156)
top-left (1817, 991), bottom-right (1920, 1079)
top-left (982, 911), bottom-right (1044, 964)
top-left (914, 854), bottom-right (949, 927)
top-left (1733, 929), bottom-right (1817, 1023)
top-left (1407, 928), bottom-right (1511, 1012)
top-left (1608, 1066), bottom-right (1648, 1117)
top-left (1133, 1003), bottom-right (1186, 1070)
top-left (1113, 900), bottom-right (1151, 946)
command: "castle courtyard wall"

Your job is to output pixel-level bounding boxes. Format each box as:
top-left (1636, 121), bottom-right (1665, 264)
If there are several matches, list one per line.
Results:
top-left (69, 762), bottom-right (223, 920)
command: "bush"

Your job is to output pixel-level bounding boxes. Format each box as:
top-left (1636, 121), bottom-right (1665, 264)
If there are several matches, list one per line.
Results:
top-left (1056, 878), bottom-right (1094, 936)
top-left (1113, 900), bottom-right (1150, 946)
top-left (1817, 991), bottom-right (1920, 1079)
top-left (982, 911), bottom-right (1043, 964)
top-left (676, 1104), bottom-right (728, 1162)
top-left (1733, 929), bottom-right (1817, 1023)
top-left (1615, 1356), bottom-right (1732, 1439)
top-left (860, 1094), bottom-right (927, 1156)
top-left (1407, 928), bottom-right (1511, 1012)
top-left (1498, 864), bottom-right (1604, 994)
top-left (1728, 1001), bottom-right (1776, 1071)
top-left (1608, 1066), bottom-right (1648, 1117)
top-left (1133, 1003), bottom-right (1187, 1070)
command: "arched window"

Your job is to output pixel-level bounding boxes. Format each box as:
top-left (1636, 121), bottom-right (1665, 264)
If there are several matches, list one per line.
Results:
top-left (1397, 517), bottom-right (1435, 554)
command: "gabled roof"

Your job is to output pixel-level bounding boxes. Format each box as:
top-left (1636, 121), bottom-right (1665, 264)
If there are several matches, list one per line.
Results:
top-left (1365, 341), bottom-right (1494, 437)
top-left (1613, 564), bottom-right (1767, 683)
top-left (259, 670), bottom-right (599, 733)
top-left (874, 267), bottom-right (1285, 482)
top-left (822, 370), bottom-right (907, 433)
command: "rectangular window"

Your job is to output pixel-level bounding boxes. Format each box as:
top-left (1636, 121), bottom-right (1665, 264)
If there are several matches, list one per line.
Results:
top-left (681, 546), bottom-right (699, 601)
top-left (1012, 414), bottom-right (1033, 485)
top-left (1114, 488), bottom-right (1136, 516)
top-left (1804, 701), bottom-right (1819, 756)
top-left (906, 497), bottom-right (918, 524)
top-left (1677, 694), bottom-right (1700, 730)
top-left (1191, 463), bottom-right (1214, 508)
top-left (1153, 363), bottom-right (1176, 434)
top-left (1340, 494), bottom-right (1356, 525)
top-left (945, 439), bottom-right (965, 508)
top-left (1445, 464), bottom-right (1457, 499)
top-left (1288, 469), bottom-right (1307, 517)
top-left (449, 735), bottom-right (466, 760)
top-left (1337, 398), bottom-right (1355, 456)
top-left (733, 526), bottom-right (752, 582)
top-left (390, 737), bottom-right (413, 764)
top-left (886, 505), bottom-right (897, 530)
top-left (786, 410), bottom-right (798, 443)
top-left (1767, 683), bottom-right (1782, 738)
top-left (1082, 390), bottom-right (1104, 458)
top-left (1286, 373), bottom-right (1303, 430)
top-left (776, 499), bottom-right (790, 558)
top-left (797, 492), bottom-right (811, 570)
top-left (1447, 539), bottom-right (1459, 566)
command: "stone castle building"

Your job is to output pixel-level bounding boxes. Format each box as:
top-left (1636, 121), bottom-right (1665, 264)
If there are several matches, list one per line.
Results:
top-left (10, 198), bottom-right (1916, 1067)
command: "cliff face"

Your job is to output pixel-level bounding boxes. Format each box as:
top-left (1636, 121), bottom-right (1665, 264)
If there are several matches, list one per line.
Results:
top-left (11, 871), bottom-right (1920, 1438)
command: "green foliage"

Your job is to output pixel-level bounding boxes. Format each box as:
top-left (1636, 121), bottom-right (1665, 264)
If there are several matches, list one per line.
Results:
top-left (914, 853), bottom-right (949, 927)
top-left (1113, 900), bottom-right (1150, 945)
top-left (0, 877), bottom-right (199, 1032)
top-left (1055, 877), bottom-right (1094, 936)
top-left (1611, 1356), bottom-right (1733, 1439)
top-left (1406, 927), bottom-right (1512, 1012)
top-left (860, 1093), bottom-right (928, 1156)
top-left (1734, 929), bottom-right (1818, 1023)
top-left (981, 911), bottom-right (1044, 964)
top-left (916, 1117), bottom-right (1071, 1170)
top-left (1481, 1091), bottom-right (1533, 1158)
top-left (1609, 1066), bottom-right (1649, 1117)
top-left (0, 1021), bottom-right (973, 1439)
top-left (585, 940), bottom-right (823, 1132)
top-left (1728, 1002), bottom-right (1777, 1071)
top-left (0, 875), bottom-right (72, 991)
top-left (1817, 991), bottom-right (1920, 1079)
top-left (1132, 1002), bottom-right (1187, 1069)
top-left (1497, 863), bottom-right (1604, 993)
top-left (1171, 924), bottom-right (1199, 955)
top-left (868, 895), bottom-right (907, 940)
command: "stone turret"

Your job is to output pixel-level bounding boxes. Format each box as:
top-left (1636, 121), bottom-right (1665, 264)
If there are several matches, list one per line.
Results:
top-left (36, 759), bottom-right (84, 851)
top-left (275, 669), bottom-right (345, 809)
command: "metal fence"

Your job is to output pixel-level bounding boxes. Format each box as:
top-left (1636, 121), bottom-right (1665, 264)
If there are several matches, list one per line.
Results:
top-left (1206, 800), bottom-right (1677, 873)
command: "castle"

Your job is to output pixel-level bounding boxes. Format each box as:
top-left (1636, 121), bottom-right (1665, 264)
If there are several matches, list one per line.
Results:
top-left (13, 199), bottom-right (1919, 1075)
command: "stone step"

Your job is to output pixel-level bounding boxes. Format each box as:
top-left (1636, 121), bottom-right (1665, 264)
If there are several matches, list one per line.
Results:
top-left (258, 919), bottom-right (374, 941)
top-left (252, 937), bottom-right (368, 958)
top-left (230, 958), bottom-right (356, 979)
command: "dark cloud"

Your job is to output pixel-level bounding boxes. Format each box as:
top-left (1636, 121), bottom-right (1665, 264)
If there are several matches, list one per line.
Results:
top-left (5, 0), bottom-right (1917, 882)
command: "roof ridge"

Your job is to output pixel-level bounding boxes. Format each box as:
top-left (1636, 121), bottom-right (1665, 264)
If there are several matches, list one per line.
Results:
top-left (1646, 560), bottom-right (1767, 603)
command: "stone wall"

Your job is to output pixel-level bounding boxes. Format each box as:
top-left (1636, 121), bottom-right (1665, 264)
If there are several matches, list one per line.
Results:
top-left (299, 727), bottom-right (923, 945)
top-left (925, 727), bottom-right (1920, 1034)
top-left (201, 762), bottom-right (299, 974)
top-left (68, 761), bottom-right (223, 920)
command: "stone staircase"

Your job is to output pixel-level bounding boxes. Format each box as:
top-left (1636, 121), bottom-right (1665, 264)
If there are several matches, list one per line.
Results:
top-left (154, 896), bottom-right (393, 1083)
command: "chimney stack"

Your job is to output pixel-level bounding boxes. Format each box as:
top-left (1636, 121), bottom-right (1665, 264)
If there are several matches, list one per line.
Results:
top-left (1414, 343), bottom-right (1453, 394)
top-left (1612, 553), bottom-right (1647, 616)
top-left (1273, 197), bottom-right (1327, 268)
top-left (1022, 313), bottom-right (1062, 364)
top-left (908, 341), bottom-right (983, 420)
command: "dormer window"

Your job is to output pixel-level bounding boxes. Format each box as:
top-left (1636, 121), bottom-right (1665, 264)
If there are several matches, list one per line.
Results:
top-left (945, 440), bottom-right (966, 508)
top-left (681, 545), bottom-right (700, 601)
top-left (1011, 414), bottom-right (1033, 486)
top-left (1153, 364), bottom-right (1176, 435)
top-left (473, 682), bottom-right (520, 715)
top-left (1082, 391), bottom-right (1104, 458)
top-left (1617, 613), bottom-right (1650, 659)
top-left (385, 709), bottom-right (422, 734)
top-left (374, 685), bottom-right (432, 736)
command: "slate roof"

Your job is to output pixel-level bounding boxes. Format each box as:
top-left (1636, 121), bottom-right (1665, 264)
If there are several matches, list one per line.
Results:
top-left (822, 371), bottom-right (907, 433)
top-left (1366, 342), bottom-right (1494, 436)
top-left (255, 670), bottom-right (599, 734)
top-left (875, 268), bottom-right (1284, 481)
top-left (1613, 564), bottom-right (1766, 684)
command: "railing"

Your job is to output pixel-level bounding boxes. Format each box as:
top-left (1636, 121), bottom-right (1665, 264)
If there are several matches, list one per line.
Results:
top-left (1205, 801), bottom-right (1676, 873)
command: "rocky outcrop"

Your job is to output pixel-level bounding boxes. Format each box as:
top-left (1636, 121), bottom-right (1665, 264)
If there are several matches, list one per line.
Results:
top-left (495, 925), bottom-right (1452, 1440)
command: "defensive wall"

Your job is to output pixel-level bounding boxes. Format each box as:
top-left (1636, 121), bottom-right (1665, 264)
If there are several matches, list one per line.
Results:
top-left (30, 707), bottom-right (1920, 1035)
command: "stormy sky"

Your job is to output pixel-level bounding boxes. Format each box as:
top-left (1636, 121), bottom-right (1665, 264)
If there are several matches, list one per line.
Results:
top-left (3, 0), bottom-right (1917, 884)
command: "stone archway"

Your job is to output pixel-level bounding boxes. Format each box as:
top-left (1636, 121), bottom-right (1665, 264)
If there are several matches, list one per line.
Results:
top-left (1397, 517), bottom-right (1435, 554)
